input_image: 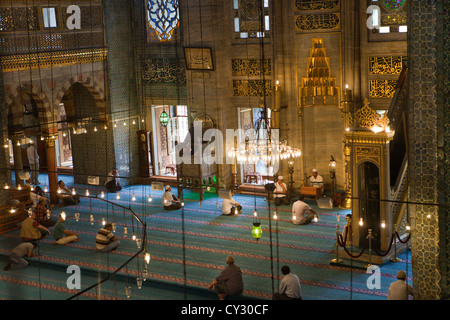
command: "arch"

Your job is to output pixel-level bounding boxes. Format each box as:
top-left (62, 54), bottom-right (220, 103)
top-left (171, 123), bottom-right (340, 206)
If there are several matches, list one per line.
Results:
top-left (356, 160), bottom-right (381, 248)
top-left (54, 74), bottom-right (107, 123)
top-left (5, 84), bottom-right (54, 134)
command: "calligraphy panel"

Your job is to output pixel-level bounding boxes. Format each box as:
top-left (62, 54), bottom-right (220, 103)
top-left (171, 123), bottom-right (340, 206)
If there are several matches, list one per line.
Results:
top-left (295, 0), bottom-right (340, 11)
top-left (369, 56), bottom-right (407, 75)
top-left (231, 59), bottom-right (271, 76)
top-left (295, 13), bottom-right (340, 31)
top-left (142, 58), bottom-right (186, 83)
top-left (233, 80), bottom-right (272, 97)
top-left (369, 80), bottom-right (397, 98)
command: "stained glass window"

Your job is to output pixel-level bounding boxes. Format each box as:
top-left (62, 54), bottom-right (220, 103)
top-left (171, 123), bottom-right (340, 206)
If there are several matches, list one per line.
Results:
top-left (380, 0), bottom-right (406, 12)
top-left (233, 0), bottom-right (270, 39)
top-left (146, 0), bottom-right (180, 42)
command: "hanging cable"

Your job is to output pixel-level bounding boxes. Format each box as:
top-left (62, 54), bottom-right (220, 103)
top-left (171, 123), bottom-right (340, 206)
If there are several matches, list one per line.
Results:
top-left (258, 0), bottom-right (275, 299)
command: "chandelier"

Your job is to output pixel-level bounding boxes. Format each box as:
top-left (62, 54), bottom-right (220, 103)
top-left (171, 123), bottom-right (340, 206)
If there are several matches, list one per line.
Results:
top-left (228, 137), bottom-right (301, 165)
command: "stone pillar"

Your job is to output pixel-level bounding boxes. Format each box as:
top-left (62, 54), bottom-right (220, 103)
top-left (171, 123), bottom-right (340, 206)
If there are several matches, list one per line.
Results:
top-left (102, 0), bottom-right (140, 186)
top-left (407, 0), bottom-right (449, 300)
top-left (44, 135), bottom-right (59, 204)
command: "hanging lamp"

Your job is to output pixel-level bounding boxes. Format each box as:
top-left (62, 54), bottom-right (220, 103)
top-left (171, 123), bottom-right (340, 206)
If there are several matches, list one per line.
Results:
top-left (252, 210), bottom-right (262, 240)
top-left (159, 110), bottom-right (169, 127)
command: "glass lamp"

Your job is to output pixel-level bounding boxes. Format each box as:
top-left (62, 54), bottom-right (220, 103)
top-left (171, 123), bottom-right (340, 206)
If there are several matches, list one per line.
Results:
top-left (329, 155), bottom-right (336, 179)
top-left (252, 210), bottom-right (262, 240)
top-left (252, 223), bottom-right (262, 240)
top-left (159, 111), bottom-right (169, 127)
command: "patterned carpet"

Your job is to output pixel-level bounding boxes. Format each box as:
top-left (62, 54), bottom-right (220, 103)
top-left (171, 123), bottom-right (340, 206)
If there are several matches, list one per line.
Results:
top-left (0, 174), bottom-right (412, 300)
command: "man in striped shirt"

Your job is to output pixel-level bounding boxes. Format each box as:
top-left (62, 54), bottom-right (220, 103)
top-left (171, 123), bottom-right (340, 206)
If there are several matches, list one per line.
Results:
top-left (96, 223), bottom-right (120, 252)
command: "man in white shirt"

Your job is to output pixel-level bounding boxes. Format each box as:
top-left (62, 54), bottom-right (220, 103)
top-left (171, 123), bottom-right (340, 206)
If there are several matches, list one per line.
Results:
top-left (222, 194), bottom-right (242, 215)
top-left (26, 143), bottom-right (40, 185)
top-left (274, 176), bottom-right (290, 206)
top-left (309, 169), bottom-right (324, 191)
top-left (292, 195), bottom-right (317, 225)
top-left (388, 271), bottom-right (414, 300)
top-left (105, 168), bottom-right (122, 192)
top-left (273, 265), bottom-right (302, 300)
top-left (162, 185), bottom-right (182, 210)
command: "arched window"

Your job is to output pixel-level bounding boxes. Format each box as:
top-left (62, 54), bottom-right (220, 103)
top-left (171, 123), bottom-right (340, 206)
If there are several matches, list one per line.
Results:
top-left (146, 0), bottom-right (180, 42)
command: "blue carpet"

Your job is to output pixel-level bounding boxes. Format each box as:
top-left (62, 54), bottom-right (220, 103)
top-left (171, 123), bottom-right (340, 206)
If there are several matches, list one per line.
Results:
top-left (0, 173), bottom-right (413, 300)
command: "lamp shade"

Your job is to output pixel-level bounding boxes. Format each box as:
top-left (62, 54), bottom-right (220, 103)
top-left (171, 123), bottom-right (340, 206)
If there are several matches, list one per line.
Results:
top-left (160, 111), bottom-right (169, 127)
top-left (252, 222), bottom-right (262, 240)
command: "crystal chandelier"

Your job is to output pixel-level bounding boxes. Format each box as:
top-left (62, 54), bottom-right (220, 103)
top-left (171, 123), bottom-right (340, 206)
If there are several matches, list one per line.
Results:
top-left (228, 138), bottom-right (301, 166)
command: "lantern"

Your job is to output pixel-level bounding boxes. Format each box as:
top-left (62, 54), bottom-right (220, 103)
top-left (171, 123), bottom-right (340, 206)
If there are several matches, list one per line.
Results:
top-left (159, 110), bottom-right (169, 127)
top-left (252, 222), bottom-right (262, 240)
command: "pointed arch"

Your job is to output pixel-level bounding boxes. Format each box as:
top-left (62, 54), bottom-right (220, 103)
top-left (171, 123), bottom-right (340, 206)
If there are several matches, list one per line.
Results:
top-left (5, 84), bottom-right (54, 134)
top-left (54, 74), bottom-right (108, 123)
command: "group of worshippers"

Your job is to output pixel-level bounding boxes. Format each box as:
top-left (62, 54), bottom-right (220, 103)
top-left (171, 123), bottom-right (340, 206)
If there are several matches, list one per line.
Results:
top-left (207, 256), bottom-right (413, 300)
top-left (4, 168), bottom-right (125, 271)
top-left (4, 208), bottom-right (119, 271)
top-left (208, 257), bottom-right (304, 301)
top-left (220, 172), bottom-right (319, 225)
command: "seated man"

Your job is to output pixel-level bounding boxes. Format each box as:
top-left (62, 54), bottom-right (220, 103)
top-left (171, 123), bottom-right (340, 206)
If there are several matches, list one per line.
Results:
top-left (309, 169), bottom-right (324, 191)
top-left (105, 168), bottom-right (122, 193)
top-left (20, 211), bottom-right (51, 245)
top-left (274, 176), bottom-right (290, 206)
top-left (33, 197), bottom-right (56, 228)
top-left (208, 256), bottom-right (243, 300)
top-left (292, 195), bottom-right (318, 225)
top-left (96, 223), bottom-right (120, 252)
top-left (57, 180), bottom-right (80, 206)
top-left (162, 185), bottom-right (182, 210)
top-left (53, 213), bottom-right (80, 245)
top-left (221, 193), bottom-right (242, 215)
top-left (273, 265), bottom-right (303, 300)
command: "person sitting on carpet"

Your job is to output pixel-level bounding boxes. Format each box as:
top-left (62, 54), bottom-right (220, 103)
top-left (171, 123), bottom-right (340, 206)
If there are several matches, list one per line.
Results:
top-left (274, 176), bottom-right (290, 206)
top-left (4, 242), bottom-right (37, 271)
top-left (273, 265), bottom-right (303, 300)
top-left (33, 197), bottom-right (56, 228)
top-left (96, 223), bottom-right (120, 252)
top-left (57, 180), bottom-right (80, 206)
top-left (221, 193), bottom-right (242, 215)
top-left (162, 185), bottom-right (182, 210)
top-left (292, 195), bottom-right (318, 225)
top-left (388, 270), bottom-right (414, 300)
top-left (105, 168), bottom-right (122, 193)
top-left (53, 213), bottom-right (80, 245)
top-left (30, 186), bottom-right (49, 209)
top-left (20, 211), bottom-right (51, 245)
top-left (208, 256), bottom-right (243, 300)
